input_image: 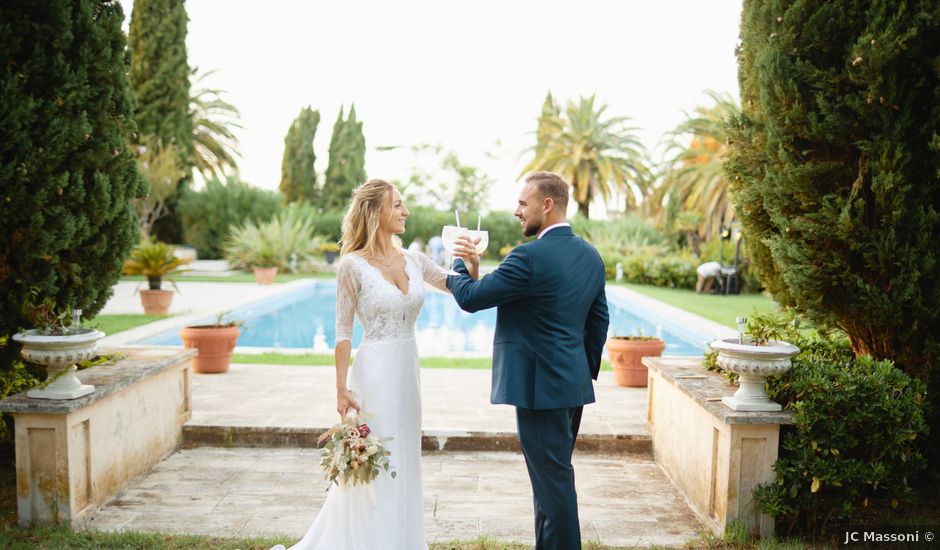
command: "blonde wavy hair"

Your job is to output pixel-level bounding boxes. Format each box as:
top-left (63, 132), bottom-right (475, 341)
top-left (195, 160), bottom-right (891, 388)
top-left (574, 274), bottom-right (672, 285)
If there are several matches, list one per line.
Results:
top-left (339, 179), bottom-right (402, 257)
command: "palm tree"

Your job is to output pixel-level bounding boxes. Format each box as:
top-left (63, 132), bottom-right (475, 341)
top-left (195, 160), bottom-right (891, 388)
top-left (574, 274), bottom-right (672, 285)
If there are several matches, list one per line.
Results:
top-left (652, 91), bottom-right (740, 239)
top-left (522, 95), bottom-right (648, 219)
top-left (189, 68), bottom-right (242, 180)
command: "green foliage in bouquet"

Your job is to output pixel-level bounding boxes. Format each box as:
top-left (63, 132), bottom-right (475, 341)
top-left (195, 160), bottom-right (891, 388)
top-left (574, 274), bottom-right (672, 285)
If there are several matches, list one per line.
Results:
top-left (318, 414), bottom-right (395, 487)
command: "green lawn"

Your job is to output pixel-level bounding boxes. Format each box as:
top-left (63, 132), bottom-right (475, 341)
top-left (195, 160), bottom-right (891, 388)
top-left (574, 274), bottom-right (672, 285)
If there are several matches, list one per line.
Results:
top-left (618, 283), bottom-right (779, 329)
top-left (89, 314), bottom-right (167, 335)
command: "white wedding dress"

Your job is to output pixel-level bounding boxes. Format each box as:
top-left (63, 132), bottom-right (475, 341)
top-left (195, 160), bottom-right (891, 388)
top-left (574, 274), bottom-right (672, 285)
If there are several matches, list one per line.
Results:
top-left (273, 249), bottom-right (448, 550)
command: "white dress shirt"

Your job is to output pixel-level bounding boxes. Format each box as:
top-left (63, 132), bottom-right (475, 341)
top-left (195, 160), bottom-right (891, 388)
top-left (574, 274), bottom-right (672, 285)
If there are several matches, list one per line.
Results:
top-left (538, 222), bottom-right (571, 239)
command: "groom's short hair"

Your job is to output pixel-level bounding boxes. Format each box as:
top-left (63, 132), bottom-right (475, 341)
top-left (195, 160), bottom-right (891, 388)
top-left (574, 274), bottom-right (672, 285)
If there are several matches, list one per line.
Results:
top-left (525, 171), bottom-right (569, 211)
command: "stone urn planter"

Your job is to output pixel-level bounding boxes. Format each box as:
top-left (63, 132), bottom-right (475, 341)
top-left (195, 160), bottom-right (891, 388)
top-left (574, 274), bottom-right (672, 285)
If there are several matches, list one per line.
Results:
top-left (12, 328), bottom-right (105, 399)
top-left (139, 289), bottom-right (174, 314)
top-left (180, 324), bottom-right (240, 374)
top-left (710, 337), bottom-right (800, 411)
top-left (605, 336), bottom-right (665, 387)
top-left (252, 266), bottom-right (278, 285)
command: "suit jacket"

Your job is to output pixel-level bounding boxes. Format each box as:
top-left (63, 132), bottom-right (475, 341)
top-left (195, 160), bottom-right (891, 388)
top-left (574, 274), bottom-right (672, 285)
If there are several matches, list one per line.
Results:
top-left (446, 225), bottom-right (610, 410)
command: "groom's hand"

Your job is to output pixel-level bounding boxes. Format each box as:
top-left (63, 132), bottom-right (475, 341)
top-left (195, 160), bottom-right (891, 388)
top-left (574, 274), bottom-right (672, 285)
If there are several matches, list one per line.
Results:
top-left (452, 235), bottom-right (481, 280)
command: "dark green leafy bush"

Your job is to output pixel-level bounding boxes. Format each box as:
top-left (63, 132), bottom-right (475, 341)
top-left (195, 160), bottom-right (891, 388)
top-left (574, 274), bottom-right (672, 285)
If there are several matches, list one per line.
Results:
top-left (600, 247), bottom-right (697, 288)
top-left (179, 179), bottom-right (283, 258)
top-left (708, 312), bottom-right (929, 535)
top-left (758, 355), bottom-right (927, 535)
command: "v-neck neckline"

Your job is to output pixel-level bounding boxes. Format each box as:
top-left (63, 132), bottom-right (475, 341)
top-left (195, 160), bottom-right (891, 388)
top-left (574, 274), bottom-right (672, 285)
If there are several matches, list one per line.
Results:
top-left (361, 253), bottom-right (411, 296)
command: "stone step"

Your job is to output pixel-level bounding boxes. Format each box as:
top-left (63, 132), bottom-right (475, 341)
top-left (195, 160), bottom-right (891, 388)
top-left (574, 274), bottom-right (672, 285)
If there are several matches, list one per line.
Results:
top-left (182, 424), bottom-right (652, 455)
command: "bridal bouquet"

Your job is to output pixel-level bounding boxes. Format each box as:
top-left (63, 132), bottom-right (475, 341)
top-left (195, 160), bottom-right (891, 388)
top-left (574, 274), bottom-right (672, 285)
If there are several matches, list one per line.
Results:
top-left (318, 413), bottom-right (396, 487)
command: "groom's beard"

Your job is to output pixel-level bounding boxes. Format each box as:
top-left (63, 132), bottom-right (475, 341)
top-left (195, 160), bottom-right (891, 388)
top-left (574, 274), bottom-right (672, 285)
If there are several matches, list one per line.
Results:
top-left (521, 216), bottom-right (542, 237)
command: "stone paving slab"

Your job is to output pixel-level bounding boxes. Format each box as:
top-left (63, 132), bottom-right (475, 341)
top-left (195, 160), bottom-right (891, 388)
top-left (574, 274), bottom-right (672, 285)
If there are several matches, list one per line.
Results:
top-left (85, 447), bottom-right (701, 547)
top-left (184, 364), bottom-right (651, 452)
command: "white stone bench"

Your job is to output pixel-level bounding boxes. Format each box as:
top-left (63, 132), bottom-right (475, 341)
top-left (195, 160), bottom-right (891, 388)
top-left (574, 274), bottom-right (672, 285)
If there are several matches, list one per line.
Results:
top-left (0, 347), bottom-right (194, 526)
top-left (643, 356), bottom-right (794, 538)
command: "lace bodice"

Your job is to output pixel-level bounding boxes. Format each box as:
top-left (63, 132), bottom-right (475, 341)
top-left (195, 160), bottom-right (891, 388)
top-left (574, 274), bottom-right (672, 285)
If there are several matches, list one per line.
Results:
top-left (335, 250), bottom-right (449, 344)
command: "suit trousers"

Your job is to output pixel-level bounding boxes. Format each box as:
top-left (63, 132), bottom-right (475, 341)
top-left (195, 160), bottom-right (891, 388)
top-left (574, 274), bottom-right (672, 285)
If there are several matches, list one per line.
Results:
top-left (515, 406), bottom-right (584, 550)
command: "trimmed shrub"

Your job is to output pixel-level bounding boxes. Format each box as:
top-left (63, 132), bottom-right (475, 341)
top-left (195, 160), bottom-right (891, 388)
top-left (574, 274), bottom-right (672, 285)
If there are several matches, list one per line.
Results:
top-left (179, 178), bottom-right (283, 258)
top-left (759, 355), bottom-right (928, 535)
top-left (708, 312), bottom-right (929, 536)
top-left (1, 0), bottom-right (145, 380)
top-left (601, 246), bottom-right (697, 289)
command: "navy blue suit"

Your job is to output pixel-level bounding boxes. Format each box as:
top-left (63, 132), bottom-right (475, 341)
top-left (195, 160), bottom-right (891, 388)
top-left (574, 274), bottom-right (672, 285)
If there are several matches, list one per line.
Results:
top-left (447, 225), bottom-right (609, 550)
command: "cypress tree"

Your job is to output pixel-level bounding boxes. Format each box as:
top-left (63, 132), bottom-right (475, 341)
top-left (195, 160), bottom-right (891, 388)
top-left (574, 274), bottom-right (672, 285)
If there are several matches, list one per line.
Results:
top-left (726, 0), bottom-right (940, 456)
top-left (536, 91), bottom-right (559, 156)
top-left (279, 106), bottom-right (321, 204)
top-left (0, 0), bottom-right (145, 361)
top-left (128, 0), bottom-right (192, 243)
top-left (322, 104), bottom-right (367, 209)
top-left (347, 104), bottom-right (366, 193)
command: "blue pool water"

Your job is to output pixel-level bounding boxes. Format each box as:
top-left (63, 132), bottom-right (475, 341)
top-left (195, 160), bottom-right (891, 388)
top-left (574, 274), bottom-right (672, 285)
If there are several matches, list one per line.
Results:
top-left (137, 281), bottom-right (710, 356)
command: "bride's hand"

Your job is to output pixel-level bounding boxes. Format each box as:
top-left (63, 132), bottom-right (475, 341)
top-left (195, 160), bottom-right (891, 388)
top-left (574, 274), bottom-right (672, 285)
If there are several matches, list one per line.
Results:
top-left (336, 388), bottom-right (359, 418)
top-left (452, 235), bottom-right (481, 280)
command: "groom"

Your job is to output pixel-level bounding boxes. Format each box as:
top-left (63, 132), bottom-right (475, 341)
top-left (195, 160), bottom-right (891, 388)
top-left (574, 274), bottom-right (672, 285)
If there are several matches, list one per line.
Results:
top-left (447, 171), bottom-right (609, 550)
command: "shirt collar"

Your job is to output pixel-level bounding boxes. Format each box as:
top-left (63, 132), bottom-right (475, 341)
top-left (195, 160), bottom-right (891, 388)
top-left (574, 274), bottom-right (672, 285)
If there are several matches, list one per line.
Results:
top-left (538, 222), bottom-right (571, 239)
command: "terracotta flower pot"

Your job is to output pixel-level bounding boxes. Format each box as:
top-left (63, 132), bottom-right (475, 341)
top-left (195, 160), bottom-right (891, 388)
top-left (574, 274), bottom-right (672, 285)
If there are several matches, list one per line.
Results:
top-left (139, 289), bottom-right (174, 314)
top-left (253, 266), bottom-right (278, 285)
top-left (605, 336), bottom-right (665, 387)
top-left (180, 325), bottom-right (240, 374)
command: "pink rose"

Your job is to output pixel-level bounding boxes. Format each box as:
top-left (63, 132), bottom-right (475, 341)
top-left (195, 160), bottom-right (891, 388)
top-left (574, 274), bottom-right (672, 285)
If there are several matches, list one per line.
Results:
top-left (358, 424), bottom-right (371, 438)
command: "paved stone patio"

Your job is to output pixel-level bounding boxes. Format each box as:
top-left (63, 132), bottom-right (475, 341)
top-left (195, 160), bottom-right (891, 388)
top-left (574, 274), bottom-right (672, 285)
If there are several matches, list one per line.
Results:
top-left (85, 447), bottom-right (701, 547)
top-left (84, 278), bottom-right (717, 546)
top-left (187, 364), bottom-right (649, 440)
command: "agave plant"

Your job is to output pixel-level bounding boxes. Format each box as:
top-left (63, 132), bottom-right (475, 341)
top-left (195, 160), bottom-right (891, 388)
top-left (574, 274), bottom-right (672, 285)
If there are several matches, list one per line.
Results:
top-left (122, 238), bottom-right (190, 290)
top-left (224, 209), bottom-right (325, 272)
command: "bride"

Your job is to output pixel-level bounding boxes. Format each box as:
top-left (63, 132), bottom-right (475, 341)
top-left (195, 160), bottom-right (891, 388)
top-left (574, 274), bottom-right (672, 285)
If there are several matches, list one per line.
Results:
top-left (272, 179), bottom-right (479, 550)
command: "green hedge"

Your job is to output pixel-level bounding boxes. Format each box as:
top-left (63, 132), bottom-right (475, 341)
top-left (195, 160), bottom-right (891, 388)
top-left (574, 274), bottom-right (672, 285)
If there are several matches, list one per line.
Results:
top-left (179, 178), bottom-right (283, 258)
top-left (0, 337), bottom-right (41, 464)
top-left (601, 247), bottom-right (698, 288)
top-left (707, 313), bottom-right (929, 536)
top-left (759, 353), bottom-right (928, 535)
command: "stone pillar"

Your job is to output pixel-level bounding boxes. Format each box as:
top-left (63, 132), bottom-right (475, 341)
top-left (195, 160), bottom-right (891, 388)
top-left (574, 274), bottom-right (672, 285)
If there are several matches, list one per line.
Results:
top-left (644, 356), bottom-right (793, 539)
top-left (0, 347), bottom-right (195, 526)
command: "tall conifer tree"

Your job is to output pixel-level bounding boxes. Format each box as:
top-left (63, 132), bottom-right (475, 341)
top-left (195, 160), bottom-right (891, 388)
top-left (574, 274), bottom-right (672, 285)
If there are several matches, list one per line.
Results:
top-left (128, 0), bottom-right (192, 242)
top-left (0, 0), bottom-right (145, 366)
top-left (536, 91), bottom-right (559, 156)
top-left (726, 0), bottom-right (940, 466)
top-left (322, 104), bottom-right (367, 209)
top-left (279, 107), bottom-right (321, 204)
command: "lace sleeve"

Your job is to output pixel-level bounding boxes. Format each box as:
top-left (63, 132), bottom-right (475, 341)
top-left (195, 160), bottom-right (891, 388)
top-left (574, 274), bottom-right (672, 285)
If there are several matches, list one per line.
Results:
top-left (335, 257), bottom-right (359, 343)
top-left (412, 250), bottom-right (450, 293)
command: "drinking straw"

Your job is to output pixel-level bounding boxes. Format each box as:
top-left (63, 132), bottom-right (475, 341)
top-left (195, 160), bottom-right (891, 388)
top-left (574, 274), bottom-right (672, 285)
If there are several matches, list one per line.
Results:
top-left (454, 210), bottom-right (461, 228)
top-left (477, 214), bottom-right (481, 231)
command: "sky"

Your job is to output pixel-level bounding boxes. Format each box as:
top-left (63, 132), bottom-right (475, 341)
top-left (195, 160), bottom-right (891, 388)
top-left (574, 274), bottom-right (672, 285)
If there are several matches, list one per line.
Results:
top-left (120, 0), bottom-right (743, 214)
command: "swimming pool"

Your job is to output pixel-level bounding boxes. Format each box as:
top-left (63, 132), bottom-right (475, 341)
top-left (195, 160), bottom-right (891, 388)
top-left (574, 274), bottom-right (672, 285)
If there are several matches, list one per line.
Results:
top-left (136, 281), bottom-right (710, 356)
